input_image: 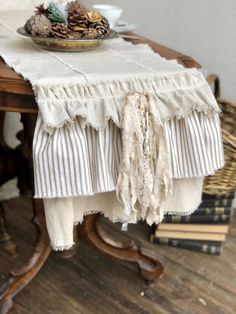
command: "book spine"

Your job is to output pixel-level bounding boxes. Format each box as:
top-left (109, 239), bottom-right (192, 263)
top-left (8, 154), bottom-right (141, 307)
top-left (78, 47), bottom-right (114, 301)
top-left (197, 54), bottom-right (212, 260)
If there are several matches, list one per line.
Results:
top-left (155, 230), bottom-right (226, 241)
top-left (202, 192), bottom-right (235, 200)
top-left (150, 236), bottom-right (222, 255)
top-left (163, 214), bottom-right (231, 224)
top-left (192, 207), bottom-right (231, 216)
top-left (199, 198), bottom-right (233, 207)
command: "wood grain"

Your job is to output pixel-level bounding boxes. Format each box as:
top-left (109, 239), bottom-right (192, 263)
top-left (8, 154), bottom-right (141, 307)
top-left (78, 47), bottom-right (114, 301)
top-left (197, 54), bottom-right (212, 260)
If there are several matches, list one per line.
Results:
top-left (1, 197), bottom-right (235, 314)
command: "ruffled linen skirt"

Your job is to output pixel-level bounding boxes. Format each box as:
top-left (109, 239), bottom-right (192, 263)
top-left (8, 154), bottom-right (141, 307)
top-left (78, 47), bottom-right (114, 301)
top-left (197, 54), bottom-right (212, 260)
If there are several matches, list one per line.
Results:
top-left (33, 110), bottom-right (224, 250)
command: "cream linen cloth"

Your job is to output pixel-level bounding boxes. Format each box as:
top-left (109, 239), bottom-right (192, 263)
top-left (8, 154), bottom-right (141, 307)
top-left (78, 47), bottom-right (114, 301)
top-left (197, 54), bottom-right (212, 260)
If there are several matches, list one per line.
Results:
top-left (0, 11), bottom-right (224, 250)
top-left (44, 178), bottom-right (204, 250)
top-left (0, 11), bottom-right (219, 131)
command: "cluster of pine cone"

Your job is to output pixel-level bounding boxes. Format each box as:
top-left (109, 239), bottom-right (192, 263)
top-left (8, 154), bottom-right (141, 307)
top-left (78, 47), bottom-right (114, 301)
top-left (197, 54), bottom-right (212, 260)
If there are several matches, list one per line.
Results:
top-left (24, 1), bottom-right (110, 40)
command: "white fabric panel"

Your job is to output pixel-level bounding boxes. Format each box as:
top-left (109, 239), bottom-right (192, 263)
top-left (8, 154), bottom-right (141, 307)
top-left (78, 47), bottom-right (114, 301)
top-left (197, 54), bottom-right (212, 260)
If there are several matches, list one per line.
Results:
top-left (44, 177), bottom-right (204, 250)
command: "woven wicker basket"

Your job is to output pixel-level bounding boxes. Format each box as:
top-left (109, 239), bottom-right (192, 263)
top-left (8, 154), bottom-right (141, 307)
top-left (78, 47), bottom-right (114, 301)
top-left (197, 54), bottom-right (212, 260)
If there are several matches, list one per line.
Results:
top-left (203, 75), bottom-right (236, 195)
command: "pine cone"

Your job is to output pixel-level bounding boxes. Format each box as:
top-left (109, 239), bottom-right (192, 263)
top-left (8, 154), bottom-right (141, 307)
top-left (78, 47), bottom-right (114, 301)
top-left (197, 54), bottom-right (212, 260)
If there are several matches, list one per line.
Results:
top-left (82, 28), bottom-right (99, 39)
top-left (69, 31), bottom-right (83, 39)
top-left (35, 4), bottom-right (48, 16)
top-left (67, 0), bottom-right (86, 15)
top-left (50, 23), bottom-right (72, 39)
top-left (24, 15), bottom-right (52, 36)
top-left (67, 0), bottom-right (88, 31)
top-left (70, 20), bottom-right (89, 32)
top-left (91, 17), bottom-right (110, 39)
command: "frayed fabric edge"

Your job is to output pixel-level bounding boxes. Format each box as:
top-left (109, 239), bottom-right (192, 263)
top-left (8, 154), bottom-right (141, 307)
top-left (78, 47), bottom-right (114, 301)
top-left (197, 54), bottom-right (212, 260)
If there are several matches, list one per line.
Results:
top-left (41, 101), bottom-right (220, 136)
top-left (50, 242), bottom-right (75, 251)
top-left (50, 202), bottom-right (201, 251)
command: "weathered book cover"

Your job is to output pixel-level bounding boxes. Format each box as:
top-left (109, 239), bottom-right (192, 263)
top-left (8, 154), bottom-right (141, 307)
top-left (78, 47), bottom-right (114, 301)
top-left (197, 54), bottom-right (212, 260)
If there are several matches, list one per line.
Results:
top-left (157, 223), bottom-right (228, 234)
top-left (191, 207), bottom-right (232, 216)
top-left (202, 192), bottom-right (235, 200)
top-left (150, 236), bottom-right (222, 255)
top-left (163, 214), bottom-right (231, 224)
top-left (155, 229), bottom-right (226, 241)
top-left (199, 198), bottom-right (233, 208)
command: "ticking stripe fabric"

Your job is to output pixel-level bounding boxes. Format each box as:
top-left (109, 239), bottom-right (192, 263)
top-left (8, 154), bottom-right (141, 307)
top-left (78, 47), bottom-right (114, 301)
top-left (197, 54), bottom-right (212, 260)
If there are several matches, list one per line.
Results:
top-left (165, 111), bottom-right (224, 178)
top-left (33, 117), bottom-right (122, 198)
top-left (33, 111), bottom-right (224, 199)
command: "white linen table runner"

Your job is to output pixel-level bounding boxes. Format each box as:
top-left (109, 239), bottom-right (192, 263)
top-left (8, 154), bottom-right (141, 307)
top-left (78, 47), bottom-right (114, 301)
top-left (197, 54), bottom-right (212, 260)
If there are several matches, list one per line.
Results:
top-left (0, 11), bottom-right (224, 250)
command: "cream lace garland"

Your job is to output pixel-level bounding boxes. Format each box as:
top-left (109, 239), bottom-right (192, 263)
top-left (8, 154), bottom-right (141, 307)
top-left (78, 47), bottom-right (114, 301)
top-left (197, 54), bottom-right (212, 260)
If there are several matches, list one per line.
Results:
top-left (117, 92), bottom-right (172, 229)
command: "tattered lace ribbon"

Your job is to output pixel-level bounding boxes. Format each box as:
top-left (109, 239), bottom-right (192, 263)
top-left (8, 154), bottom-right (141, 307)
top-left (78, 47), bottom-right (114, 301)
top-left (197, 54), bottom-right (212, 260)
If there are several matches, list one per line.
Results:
top-left (116, 92), bottom-right (173, 230)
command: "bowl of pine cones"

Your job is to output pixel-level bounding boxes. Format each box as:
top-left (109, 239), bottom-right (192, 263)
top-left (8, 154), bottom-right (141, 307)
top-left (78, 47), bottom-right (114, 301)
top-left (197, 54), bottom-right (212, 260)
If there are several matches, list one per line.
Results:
top-left (17, 1), bottom-right (113, 52)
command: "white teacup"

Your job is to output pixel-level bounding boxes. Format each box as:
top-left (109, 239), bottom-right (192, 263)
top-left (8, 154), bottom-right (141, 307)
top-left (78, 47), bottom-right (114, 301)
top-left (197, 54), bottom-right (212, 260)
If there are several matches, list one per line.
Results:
top-left (92, 4), bottom-right (123, 29)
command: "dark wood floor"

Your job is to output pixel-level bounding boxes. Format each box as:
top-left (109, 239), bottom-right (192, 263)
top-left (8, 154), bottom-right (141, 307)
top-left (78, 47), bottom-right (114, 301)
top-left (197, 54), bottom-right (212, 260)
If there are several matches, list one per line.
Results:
top-left (0, 197), bottom-right (236, 314)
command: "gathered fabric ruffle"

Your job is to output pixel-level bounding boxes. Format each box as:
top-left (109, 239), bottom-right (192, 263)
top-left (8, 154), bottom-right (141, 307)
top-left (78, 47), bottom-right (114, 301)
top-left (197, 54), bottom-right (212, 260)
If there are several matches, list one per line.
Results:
top-left (34, 71), bottom-right (219, 133)
top-left (33, 108), bottom-right (224, 199)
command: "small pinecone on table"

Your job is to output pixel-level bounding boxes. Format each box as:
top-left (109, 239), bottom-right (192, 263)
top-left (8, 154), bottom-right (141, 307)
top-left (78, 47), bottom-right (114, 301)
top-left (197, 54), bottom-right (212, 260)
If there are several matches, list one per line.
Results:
top-left (50, 23), bottom-right (72, 39)
top-left (67, 0), bottom-right (88, 31)
top-left (91, 17), bottom-right (110, 39)
top-left (82, 28), bottom-right (99, 39)
top-left (24, 14), bottom-right (52, 36)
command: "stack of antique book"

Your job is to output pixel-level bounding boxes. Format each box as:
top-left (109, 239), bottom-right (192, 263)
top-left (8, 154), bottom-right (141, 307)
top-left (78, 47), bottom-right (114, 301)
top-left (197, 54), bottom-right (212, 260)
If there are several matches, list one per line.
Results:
top-left (151, 192), bottom-right (235, 255)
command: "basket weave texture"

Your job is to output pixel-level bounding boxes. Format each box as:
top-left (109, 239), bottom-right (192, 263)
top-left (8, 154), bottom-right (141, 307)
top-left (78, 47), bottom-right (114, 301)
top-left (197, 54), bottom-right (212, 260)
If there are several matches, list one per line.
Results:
top-left (203, 75), bottom-right (236, 195)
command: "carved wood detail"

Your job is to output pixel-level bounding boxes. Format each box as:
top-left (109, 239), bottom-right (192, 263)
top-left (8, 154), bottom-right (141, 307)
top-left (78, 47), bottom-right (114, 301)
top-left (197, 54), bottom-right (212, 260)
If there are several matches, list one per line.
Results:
top-left (0, 199), bottom-right (51, 314)
top-left (80, 215), bottom-right (164, 283)
top-left (0, 204), bottom-right (17, 257)
top-left (0, 111), bottom-right (17, 257)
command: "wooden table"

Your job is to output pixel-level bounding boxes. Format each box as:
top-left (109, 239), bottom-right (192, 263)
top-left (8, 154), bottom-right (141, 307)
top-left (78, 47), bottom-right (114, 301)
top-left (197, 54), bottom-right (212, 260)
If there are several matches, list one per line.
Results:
top-left (0, 34), bottom-right (200, 314)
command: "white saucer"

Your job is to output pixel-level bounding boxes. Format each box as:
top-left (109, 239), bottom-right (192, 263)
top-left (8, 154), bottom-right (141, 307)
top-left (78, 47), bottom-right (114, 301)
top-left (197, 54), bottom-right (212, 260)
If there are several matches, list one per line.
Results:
top-left (112, 21), bottom-right (136, 33)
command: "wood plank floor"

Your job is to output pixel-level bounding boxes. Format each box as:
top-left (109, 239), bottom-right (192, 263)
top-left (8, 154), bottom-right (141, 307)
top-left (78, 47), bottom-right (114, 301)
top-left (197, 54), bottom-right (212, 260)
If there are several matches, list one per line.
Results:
top-left (0, 197), bottom-right (236, 314)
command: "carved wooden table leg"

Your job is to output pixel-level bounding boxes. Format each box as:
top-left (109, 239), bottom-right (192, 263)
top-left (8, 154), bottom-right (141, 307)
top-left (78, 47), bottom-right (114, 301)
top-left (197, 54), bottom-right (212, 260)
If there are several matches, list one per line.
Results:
top-left (0, 199), bottom-right (51, 314)
top-left (0, 111), bottom-right (17, 256)
top-left (0, 113), bottom-right (51, 314)
top-left (80, 214), bottom-right (164, 283)
top-left (0, 204), bottom-right (17, 257)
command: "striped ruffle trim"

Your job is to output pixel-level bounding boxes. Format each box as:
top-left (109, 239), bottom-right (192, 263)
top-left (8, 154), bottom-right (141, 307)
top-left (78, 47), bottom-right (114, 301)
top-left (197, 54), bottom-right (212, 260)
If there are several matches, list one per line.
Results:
top-left (33, 110), bottom-right (224, 199)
